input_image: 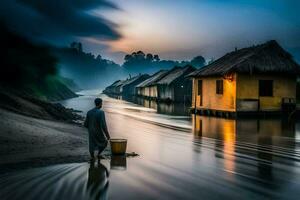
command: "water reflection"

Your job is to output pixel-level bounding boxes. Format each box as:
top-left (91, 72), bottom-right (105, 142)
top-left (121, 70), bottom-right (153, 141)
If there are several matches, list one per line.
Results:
top-left (108, 95), bottom-right (190, 116)
top-left (0, 158), bottom-right (128, 200)
top-left (110, 156), bottom-right (127, 170)
top-left (134, 97), bottom-right (190, 115)
top-left (192, 115), bottom-right (299, 195)
top-left (192, 115), bottom-right (297, 148)
top-left (87, 160), bottom-right (109, 200)
top-left (257, 134), bottom-right (273, 181)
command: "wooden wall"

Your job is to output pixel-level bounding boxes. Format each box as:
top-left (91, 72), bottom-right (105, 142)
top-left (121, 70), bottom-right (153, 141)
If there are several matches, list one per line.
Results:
top-left (236, 74), bottom-right (296, 111)
top-left (192, 73), bottom-right (296, 112)
top-left (192, 74), bottom-right (237, 111)
top-left (149, 86), bottom-right (158, 98)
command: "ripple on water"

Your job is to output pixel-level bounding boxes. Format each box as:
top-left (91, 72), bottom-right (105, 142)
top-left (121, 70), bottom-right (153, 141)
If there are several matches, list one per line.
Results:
top-left (0, 162), bottom-right (109, 200)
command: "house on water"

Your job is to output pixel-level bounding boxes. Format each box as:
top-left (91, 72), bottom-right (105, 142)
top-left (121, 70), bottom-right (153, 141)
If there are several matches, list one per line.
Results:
top-left (135, 70), bottom-right (168, 98)
top-left (111, 80), bottom-right (126, 95)
top-left (188, 40), bottom-right (300, 117)
top-left (103, 80), bottom-right (122, 95)
top-left (103, 74), bottom-right (150, 97)
top-left (118, 74), bottom-right (150, 97)
top-left (155, 65), bottom-right (196, 102)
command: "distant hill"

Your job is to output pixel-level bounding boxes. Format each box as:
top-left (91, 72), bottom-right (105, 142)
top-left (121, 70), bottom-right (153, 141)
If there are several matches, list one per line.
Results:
top-left (0, 23), bottom-right (78, 101)
top-left (58, 76), bottom-right (81, 93)
top-left (52, 44), bottom-right (127, 89)
top-left (52, 46), bottom-right (208, 90)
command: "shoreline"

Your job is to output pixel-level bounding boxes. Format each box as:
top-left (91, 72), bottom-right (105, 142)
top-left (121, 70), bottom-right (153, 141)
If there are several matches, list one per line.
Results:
top-left (0, 108), bottom-right (90, 173)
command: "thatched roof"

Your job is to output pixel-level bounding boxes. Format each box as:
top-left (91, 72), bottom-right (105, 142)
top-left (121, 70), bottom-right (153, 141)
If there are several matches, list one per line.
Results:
top-left (104, 80), bottom-right (121, 90)
top-left (110, 80), bottom-right (122, 87)
top-left (188, 40), bottom-right (300, 77)
top-left (120, 74), bottom-right (150, 88)
top-left (136, 70), bottom-right (168, 88)
top-left (114, 80), bottom-right (126, 88)
top-left (157, 65), bottom-right (195, 85)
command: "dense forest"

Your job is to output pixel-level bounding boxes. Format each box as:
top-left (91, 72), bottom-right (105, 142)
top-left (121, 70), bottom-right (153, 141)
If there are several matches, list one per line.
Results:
top-left (0, 23), bottom-right (77, 101)
top-left (123, 51), bottom-right (206, 75)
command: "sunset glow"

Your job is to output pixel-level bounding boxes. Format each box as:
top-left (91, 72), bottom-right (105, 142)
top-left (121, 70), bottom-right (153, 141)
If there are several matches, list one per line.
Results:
top-left (101, 0), bottom-right (300, 63)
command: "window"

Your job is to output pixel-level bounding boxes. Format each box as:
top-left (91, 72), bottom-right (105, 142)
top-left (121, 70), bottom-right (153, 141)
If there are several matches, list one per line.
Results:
top-left (216, 80), bottom-right (223, 95)
top-left (197, 80), bottom-right (202, 96)
top-left (259, 80), bottom-right (273, 97)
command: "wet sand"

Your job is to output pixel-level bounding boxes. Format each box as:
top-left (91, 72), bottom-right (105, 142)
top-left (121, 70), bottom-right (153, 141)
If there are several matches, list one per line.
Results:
top-left (0, 108), bottom-right (89, 171)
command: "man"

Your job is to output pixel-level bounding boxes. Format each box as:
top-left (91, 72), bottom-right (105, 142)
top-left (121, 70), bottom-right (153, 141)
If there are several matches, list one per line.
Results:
top-left (84, 98), bottom-right (110, 160)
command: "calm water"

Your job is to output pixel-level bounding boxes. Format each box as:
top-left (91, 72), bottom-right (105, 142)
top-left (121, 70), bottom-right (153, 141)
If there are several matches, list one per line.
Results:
top-left (1, 90), bottom-right (300, 200)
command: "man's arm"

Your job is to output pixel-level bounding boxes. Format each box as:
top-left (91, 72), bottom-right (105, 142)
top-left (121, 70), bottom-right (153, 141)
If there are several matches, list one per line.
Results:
top-left (84, 113), bottom-right (89, 128)
top-left (101, 112), bottom-right (110, 140)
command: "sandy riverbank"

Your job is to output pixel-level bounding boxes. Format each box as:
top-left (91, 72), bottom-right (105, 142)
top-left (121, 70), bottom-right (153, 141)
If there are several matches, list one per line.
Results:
top-left (0, 108), bottom-right (90, 172)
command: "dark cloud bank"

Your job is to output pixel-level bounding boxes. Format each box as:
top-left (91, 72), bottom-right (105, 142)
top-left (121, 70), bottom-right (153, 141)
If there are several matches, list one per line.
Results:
top-left (0, 0), bottom-right (121, 44)
top-left (0, 0), bottom-right (125, 90)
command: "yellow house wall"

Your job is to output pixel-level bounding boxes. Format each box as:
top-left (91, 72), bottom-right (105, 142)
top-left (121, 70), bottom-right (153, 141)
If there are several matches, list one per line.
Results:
top-left (192, 74), bottom-right (237, 111)
top-left (236, 74), bottom-right (296, 111)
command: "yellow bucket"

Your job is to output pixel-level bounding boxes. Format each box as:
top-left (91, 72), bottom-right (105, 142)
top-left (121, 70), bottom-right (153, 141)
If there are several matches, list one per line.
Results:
top-left (110, 139), bottom-right (127, 155)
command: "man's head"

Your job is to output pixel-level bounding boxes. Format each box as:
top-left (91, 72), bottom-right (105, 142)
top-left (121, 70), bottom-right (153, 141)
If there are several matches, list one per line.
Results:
top-left (94, 98), bottom-right (103, 108)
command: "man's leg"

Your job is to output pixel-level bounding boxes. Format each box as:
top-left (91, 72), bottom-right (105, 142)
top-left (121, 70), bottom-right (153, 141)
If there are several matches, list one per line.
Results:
top-left (89, 144), bottom-right (95, 159)
top-left (89, 136), bottom-right (96, 159)
top-left (97, 141), bottom-right (108, 158)
top-left (90, 150), bottom-right (95, 159)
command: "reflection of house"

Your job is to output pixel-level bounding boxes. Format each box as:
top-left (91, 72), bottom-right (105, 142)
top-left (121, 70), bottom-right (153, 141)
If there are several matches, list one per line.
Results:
top-left (193, 115), bottom-right (295, 151)
top-left (157, 102), bottom-right (189, 115)
top-left (134, 97), bottom-right (189, 115)
top-left (189, 40), bottom-right (300, 116)
top-left (135, 70), bottom-right (168, 98)
top-left (155, 65), bottom-right (195, 102)
top-left (192, 115), bottom-right (296, 176)
top-left (192, 115), bottom-right (296, 153)
top-left (135, 97), bottom-right (158, 110)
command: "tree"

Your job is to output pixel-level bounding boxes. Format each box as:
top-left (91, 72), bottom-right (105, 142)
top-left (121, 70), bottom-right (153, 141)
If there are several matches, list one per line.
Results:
top-left (124, 54), bottom-right (132, 62)
top-left (153, 55), bottom-right (160, 62)
top-left (136, 51), bottom-right (145, 60)
top-left (208, 58), bottom-right (215, 65)
top-left (146, 53), bottom-right (153, 61)
top-left (70, 42), bottom-right (82, 52)
top-left (191, 56), bottom-right (205, 67)
top-left (70, 42), bottom-right (77, 49)
top-left (1, 23), bottom-right (57, 85)
top-left (78, 42), bottom-right (82, 52)
top-left (96, 55), bottom-right (102, 61)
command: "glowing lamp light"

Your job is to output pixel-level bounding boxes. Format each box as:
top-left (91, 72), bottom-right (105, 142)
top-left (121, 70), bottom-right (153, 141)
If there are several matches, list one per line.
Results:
top-left (224, 73), bottom-right (234, 82)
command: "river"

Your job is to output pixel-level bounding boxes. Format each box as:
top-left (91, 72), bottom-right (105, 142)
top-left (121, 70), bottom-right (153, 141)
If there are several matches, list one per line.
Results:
top-left (1, 90), bottom-right (300, 199)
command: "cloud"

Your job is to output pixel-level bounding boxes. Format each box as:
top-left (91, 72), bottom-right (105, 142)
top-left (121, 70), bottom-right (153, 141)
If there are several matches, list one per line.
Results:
top-left (0, 0), bottom-right (121, 45)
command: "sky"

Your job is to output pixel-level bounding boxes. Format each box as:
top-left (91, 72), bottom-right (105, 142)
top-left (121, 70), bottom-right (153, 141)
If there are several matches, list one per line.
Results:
top-left (1, 0), bottom-right (300, 64)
